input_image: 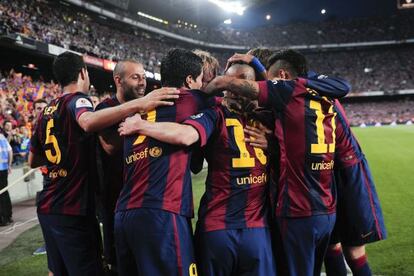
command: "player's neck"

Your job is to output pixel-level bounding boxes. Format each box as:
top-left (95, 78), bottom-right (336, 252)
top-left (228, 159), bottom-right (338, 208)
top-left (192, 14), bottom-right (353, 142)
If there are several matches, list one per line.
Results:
top-left (115, 91), bottom-right (125, 104)
top-left (62, 83), bottom-right (87, 95)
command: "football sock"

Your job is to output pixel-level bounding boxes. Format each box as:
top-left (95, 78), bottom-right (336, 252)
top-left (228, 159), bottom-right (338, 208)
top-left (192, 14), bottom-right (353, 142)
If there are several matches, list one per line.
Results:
top-left (324, 246), bottom-right (347, 276)
top-left (348, 255), bottom-right (372, 276)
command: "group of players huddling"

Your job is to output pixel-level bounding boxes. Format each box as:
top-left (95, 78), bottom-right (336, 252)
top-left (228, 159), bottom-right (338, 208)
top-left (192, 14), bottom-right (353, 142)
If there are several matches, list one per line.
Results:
top-left (28, 47), bottom-right (386, 276)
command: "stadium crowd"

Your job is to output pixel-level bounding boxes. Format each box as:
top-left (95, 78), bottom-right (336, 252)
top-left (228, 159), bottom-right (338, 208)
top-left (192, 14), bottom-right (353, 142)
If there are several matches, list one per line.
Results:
top-left (1, 0), bottom-right (414, 93)
top-left (0, 69), bottom-right (62, 165)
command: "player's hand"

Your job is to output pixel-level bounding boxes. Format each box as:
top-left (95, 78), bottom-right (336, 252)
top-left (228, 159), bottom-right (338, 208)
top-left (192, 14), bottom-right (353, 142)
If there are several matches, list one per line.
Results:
top-left (118, 114), bottom-right (146, 136)
top-left (137, 87), bottom-right (180, 112)
top-left (225, 53), bottom-right (255, 71)
top-left (244, 124), bottom-right (271, 150)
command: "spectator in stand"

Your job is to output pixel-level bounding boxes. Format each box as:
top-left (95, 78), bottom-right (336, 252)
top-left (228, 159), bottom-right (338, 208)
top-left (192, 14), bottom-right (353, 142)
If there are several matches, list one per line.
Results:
top-left (0, 131), bottom-right (13, 226)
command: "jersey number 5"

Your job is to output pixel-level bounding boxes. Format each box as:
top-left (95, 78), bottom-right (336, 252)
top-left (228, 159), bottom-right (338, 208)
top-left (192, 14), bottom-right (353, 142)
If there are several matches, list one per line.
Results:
top-left (45, 119), bottom-right (62, 164)
top-left (226, 119), bottom-right (267, 168)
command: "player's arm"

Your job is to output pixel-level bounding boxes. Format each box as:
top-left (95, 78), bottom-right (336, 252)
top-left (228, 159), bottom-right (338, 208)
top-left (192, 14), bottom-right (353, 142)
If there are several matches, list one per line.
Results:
top-left (28, 151), bottom-right (47, 168)
top-left (204, 76), bottom-right (260, 99)
top-left (77, 87), bottom-right (180, 133)
top-left (98, 128), bottom-right (123, 155)
top-left (226, 53), bottom-right (267, 80)
top-left (306, 72), bottom-right (351, 98)
top-left (118, 114), bottom-right (200, 147)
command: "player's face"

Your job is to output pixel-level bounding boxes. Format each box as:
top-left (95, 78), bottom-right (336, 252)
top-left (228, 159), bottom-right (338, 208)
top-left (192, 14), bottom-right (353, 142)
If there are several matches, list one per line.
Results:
top-left (188, 72), bottom-right (203, 90)
top-left (34, 102), bottom-right (47, 117)
top-left (122, 63), bottom-right (147, 102)
top-left (201, 68), bottom-right (216, 91)
top-left (90, 96), bottom-right (99, 108)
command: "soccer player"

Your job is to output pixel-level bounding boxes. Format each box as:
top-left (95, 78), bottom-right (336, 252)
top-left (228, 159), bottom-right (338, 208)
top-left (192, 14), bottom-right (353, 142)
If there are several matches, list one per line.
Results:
top-left (119, 62), bottom-right (276, 276)
top-left (324, 100), bottom-right (386, 276)
top-left (113, 49), bottom-right (214, 276)
top-left (28, 51), bottom-right (179, 276)
top-left (204, 49), bottom-right (351, 276)
top-left (95, 59), bottom-right (148, 273)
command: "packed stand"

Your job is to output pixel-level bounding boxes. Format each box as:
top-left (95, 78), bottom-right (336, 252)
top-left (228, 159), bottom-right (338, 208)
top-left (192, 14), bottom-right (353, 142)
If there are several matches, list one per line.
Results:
top-left (342, 99), bottom-right (414, 126)
top-left (0, 69), bottom-right (62, 165)
top-left (1, 0), bottom-right (414, 93)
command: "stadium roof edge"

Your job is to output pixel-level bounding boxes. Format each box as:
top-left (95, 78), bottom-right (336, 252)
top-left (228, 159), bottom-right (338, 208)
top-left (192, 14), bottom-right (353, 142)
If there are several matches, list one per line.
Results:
top-left (53, 1), bottom-right (414, 51)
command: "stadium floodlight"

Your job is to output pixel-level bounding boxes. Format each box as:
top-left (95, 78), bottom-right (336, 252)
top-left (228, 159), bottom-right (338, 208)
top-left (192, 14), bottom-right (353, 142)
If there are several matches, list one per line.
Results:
top-left (137, 11), bottom-right (169, 25)
top-left (208, 0), bottom-right (246, 15)
top-left (266, 14), bottom-right (271, 20)
top-left (321, 9), bottom-right (326, 14)
top-left (224, 18), bottom-right (232, 24)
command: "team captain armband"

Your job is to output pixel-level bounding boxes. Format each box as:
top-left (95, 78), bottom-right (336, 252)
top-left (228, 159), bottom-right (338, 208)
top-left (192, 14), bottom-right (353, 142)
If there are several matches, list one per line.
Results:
top-left (250, 57), bottom-right (266, 73)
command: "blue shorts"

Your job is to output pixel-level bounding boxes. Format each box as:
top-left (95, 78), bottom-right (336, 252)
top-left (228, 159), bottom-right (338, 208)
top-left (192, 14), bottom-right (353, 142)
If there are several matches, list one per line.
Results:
top-left (195, 227), bottom-right (276, 276)
top-left (37, 213), bottom-right (103, 276)
top-left (114, 208), bottom-right (196, 276)
top-left (331, 157), bottom-right (387, 246)
top-left (277, 214), bottom-right (336, 276)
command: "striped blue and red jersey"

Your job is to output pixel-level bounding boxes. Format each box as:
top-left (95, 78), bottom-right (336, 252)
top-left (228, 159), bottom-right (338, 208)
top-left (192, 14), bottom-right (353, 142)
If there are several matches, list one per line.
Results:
top-left (117, 88), bottom-right (214, 217)
top-left (30, 92), bottom-right (96, 216)
top-left (257, 76), bottom-right (350, 217)
top-left (183, 104), bottom-right (270, 232)
top-left (95, 95), bottom-right (123, 210)
top-left (334, 100), bottom-right (364, 168)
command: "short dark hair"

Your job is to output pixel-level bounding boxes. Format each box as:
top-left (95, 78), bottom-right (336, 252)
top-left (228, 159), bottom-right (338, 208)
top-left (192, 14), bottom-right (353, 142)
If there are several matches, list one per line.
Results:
top-left (33, 99), bottom-right (47, 108)
top-left (53, 52), bottom-right (86, 87)
top-left (247, 48), bottom-right (273, 69)
top-left (161, 49), bottom-right (203, 87)
top-left (113, 59), bottom-right (142, 79)
top-left (268, 49), bottom-right (308, 77)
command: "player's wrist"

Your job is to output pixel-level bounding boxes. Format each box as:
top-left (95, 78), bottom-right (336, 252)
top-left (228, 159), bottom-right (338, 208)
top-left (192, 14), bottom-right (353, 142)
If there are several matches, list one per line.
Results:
top-left (250, 57), bottom-right (266, 74)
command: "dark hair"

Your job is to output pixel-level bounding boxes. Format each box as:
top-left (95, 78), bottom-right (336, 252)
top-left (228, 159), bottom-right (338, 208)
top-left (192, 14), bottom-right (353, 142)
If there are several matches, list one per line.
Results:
top-left (53, 52), bottom-right (86, 87)
top-left (3, 120), bottom-right (11, 127)
top-left (268, 49), bottom-right (308, 77)
top-left (161, 49), bottom-right (203, 87)
top-left (247, 48), bottom-right (273, 69)
top-left (33, 99), bottom-right (47, 108)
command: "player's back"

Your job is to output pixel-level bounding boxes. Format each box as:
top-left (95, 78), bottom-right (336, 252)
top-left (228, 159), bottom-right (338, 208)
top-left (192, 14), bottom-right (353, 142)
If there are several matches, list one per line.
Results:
top-left (118, 88), bottom-right (213, 218)
top-left (31, 92), bottom-right (96, 216)
top-left (258, 78), bottom-right (338, 217)
top-left (189, 105), bottom-right (270, 232)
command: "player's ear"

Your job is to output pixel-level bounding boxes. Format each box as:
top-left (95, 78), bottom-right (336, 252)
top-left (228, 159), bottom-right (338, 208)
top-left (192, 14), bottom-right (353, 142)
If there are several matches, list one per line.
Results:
top-left (185, 75), bottom-right (193, 87)
top-left (79, 67), bottom-right (86, 81)
top-left (279, 69), bottom-right (289, 80)
top-left (113, 75), bottom-right (121, 85)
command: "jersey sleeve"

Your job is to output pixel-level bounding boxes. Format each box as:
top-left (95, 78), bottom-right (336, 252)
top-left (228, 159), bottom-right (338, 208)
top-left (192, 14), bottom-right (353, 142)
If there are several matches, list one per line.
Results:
top-left (257, 80), bottom-right (295, 111)
top-left (305, 72), bottom-right (351, 99)
top-left (334, 100), bottom-right (363, 169)
top-left (68, 95), bottom-right (94, 122)
top-left (182, 108), bottom-right (219, 147)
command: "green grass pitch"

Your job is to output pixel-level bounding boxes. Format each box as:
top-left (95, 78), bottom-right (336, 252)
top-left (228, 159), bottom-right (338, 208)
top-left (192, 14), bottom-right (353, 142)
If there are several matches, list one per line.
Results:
top-left (0, 126), bottom-right (413, 275)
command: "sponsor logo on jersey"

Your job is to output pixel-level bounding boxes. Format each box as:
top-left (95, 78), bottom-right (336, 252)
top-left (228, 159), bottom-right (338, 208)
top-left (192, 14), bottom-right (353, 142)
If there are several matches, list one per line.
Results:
top-left (236, 173), bottom-right (267, 186)
top-left (311, 160), bottom-right (335, 171)
top-left (125, 148), bottom-right (149, 164)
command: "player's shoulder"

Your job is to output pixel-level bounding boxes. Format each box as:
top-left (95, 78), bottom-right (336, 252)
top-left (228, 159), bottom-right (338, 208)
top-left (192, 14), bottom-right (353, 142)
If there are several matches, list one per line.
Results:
top-left (66, 92), bottom-right (93, 109)
top-left (96, 95), bottom-right (119, 111)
